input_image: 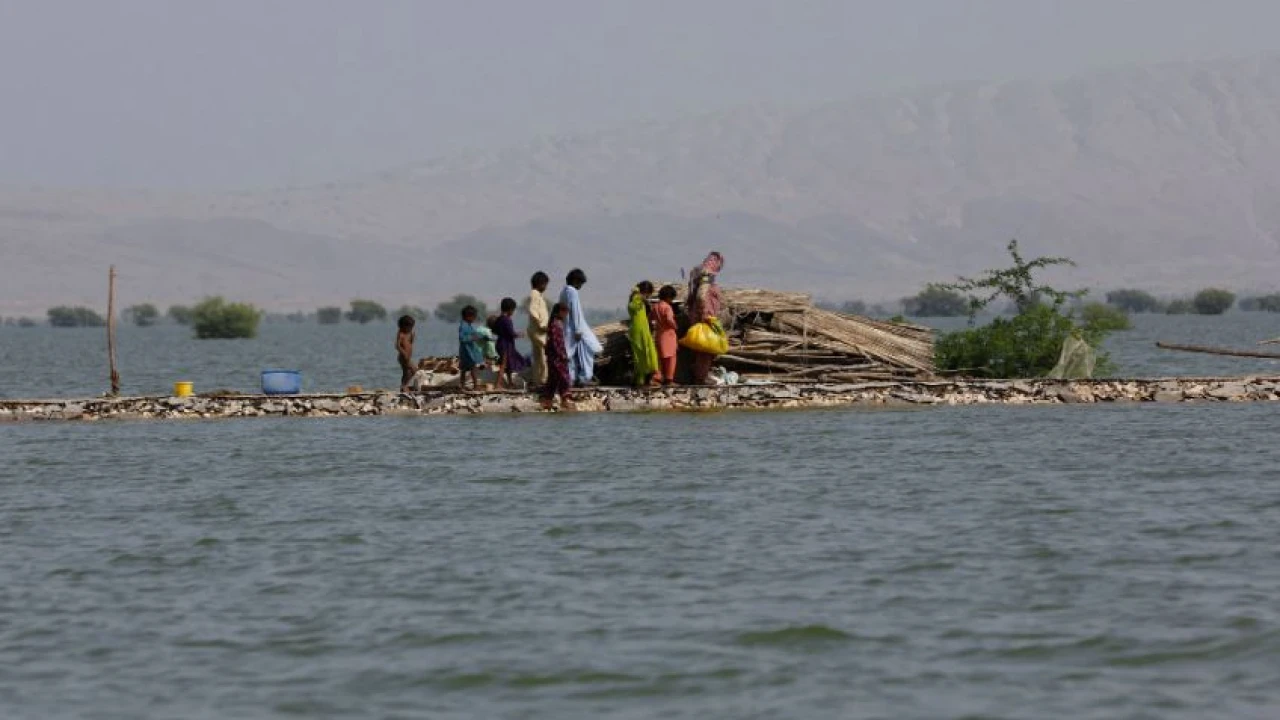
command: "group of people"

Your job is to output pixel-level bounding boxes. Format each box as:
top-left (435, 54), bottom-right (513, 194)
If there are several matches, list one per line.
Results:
top-left (395, 252), bottom-right (726, 409)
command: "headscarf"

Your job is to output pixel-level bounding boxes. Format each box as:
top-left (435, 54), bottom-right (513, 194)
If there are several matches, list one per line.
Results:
top-left (687, 251), bottom-right (724, 323)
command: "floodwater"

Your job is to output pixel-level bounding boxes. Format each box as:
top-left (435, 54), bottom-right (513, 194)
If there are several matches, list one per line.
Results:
top-left (3, 316), bottom-right (1280, 719)
top-left (3, 313), bottom-right (1280, 399)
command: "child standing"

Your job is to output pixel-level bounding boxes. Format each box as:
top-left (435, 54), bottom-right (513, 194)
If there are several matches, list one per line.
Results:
top-left (396, 315), bottom-right (416, 391)
top-left (541, 302), bottom-right (574, 410)
top-left (494, 297), bottom-right (529, 388)
top-left (653, 285), bottom-right (680, 385)
top-left (526, 272), bottom-right (551, 387)
top-left (458, 305), bottom-right (485, 390)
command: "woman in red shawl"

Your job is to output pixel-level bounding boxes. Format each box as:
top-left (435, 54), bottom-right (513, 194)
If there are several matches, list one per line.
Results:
top-left (685, 251), bottom-right (724, 384)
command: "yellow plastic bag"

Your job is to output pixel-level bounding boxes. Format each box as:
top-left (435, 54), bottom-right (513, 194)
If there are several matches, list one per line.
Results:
top-left (680, 318), bottom-right (729, 356)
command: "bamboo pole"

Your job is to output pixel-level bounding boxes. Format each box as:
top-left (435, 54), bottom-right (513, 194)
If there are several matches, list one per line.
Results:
top-left (107, 265), bottom-right (120, 396)
top-left (1155, 341), bottom-right (1280, 360)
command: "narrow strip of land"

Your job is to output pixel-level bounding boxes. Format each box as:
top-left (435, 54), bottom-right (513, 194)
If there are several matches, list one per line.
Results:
top-left (2, 377), bottom-right (1276, 422)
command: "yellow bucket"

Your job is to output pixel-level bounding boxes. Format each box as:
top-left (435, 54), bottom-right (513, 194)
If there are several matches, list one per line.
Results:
top-left (174, 381), bottom-right (194, 397)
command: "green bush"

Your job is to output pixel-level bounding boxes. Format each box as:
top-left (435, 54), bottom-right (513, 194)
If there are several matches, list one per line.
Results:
top-left (47, 306), bottom-right (106, 327)
top-left (316, 306), bottom-right (342, 325)
top-left (1240, 294), bottom-right (1280, 312)
top-left (1105, 288), bottom-right (1164, 313)
top-left (902, 284), bottom-right (970, 317)
top-left (396, 305), bottom-right (428, 321)
top-left (936, 304), bottom-right (1079, 378)
top-left (124, 303), bottom-right (160, 327)
top-left (345, 299), bottom-right (388, 324)
top-left (933, 240), bottom-right (1117, 378)
top-left (191, 297), bottom-right (261, 339)
top-left (1080, 302), bottom-right (1132, 332)
top-left (1165, 299), bottom-right (1194, 315)
top-left (168, 305), bottom-right (194, 326)
top-left (1192, 288), bottom-right (1235, 315)
top-left (434, 294), bottom-right (488, 323)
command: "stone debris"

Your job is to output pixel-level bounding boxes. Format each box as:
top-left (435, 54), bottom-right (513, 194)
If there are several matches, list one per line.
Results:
top-left (3, 377), bottom-right (1280, 422)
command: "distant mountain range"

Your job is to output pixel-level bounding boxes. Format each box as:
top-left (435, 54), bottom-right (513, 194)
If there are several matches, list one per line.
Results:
top-left (6, 55), bottom-right (1280, 315)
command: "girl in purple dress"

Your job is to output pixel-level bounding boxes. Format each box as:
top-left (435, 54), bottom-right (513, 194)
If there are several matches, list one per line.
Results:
top-left (494, 297), bottom-right (530, 389)
top-left (542, 303), bottom-right (574, 409)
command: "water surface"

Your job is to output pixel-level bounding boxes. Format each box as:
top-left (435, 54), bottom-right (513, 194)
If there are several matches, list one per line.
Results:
top-left (2, 405), bottom-right (1278, 718)
top-left (4, 313), bottom-right (1280, 398)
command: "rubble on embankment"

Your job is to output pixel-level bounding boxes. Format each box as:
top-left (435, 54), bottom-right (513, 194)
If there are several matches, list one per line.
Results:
top-left (2, 377), bottom-right (1278, 422)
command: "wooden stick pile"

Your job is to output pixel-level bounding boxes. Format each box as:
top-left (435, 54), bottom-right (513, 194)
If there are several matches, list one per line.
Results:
top-left (594, 287), bottom-right (936, 383)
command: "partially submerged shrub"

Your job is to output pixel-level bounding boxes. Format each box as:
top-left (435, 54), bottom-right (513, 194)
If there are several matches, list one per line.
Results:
top-left (345, 299), bottom-right (388, 324)
top-left (1192, 288), bottom-right (1235, 315)
top-left (902, 284), bottom-right (969, 317)
top-left (47, 306), bottom-right (105, 327)
top-left (191, 297), bottom-right (261, 339)
top-left (1105, 289), bottom-right (1164, 313)
top-left (1080, 302), bottom-right (1132, 332)
top-left (934, 240), bottom-right (1117, 378)
top-left (316, 306), bottom-right (342, 325)
top-left (1240, 294), bottom-right (1280, 312)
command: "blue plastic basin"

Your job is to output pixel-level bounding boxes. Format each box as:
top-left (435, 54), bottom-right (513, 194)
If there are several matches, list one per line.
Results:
top-left (261, 370), bottom-right (302, 395)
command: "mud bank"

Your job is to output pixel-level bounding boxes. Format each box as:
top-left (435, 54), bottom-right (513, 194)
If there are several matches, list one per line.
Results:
top-left (2, 377), bottom-right (1279, 422)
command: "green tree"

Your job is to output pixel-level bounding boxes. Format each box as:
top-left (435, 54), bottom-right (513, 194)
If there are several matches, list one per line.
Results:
top-left (1080, 302), bottom-right (1132, 332)
top-left (168, 305), bottom-right (194, 325)
top-left (1192, 288), bottom-right (1235, 315)
top-left (316, 306), bottom-right (343, 325)
top-left (934, 240), bottom-right (1116, 378)
top-left (901, 284), bottom-right (970, 317)
top-left (191, 297), bottom-right (262, 339)
top-left (1165, 299), bottom-right (1194, 315)
top-left (124, 303), bottom-right (160, 327)
top-left (345, 299), bottom-right (388, 324)
top-left (1105, 288), bottom-right (1164, 313)
top-left (434, 294), bottom-right (487, 323)
top-left (1240, 294), bottom-right (1280, 312)
top-left (395, 305), bottom-right (428, 321)
top-left (47, 306), bottom-right (106, 327)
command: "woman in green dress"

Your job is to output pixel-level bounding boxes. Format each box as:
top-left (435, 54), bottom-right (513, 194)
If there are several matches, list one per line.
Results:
top-left (628, 281), bottom-right (660, 387)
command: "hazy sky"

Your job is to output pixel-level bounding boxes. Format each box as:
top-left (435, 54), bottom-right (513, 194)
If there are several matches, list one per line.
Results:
top-left (3, 0), bottom-right (1279, 190)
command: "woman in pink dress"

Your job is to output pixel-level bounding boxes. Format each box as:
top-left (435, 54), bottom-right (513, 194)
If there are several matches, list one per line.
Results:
top-left (653, 285), bottom-right (680, 385)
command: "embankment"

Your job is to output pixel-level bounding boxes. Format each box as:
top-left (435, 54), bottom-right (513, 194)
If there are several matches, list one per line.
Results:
top-left (1, 377), bottom-right (1276, 422)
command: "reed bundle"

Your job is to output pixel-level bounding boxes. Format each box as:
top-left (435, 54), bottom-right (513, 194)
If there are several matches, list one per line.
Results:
top-left (594, 287), bottom-right (936, 383)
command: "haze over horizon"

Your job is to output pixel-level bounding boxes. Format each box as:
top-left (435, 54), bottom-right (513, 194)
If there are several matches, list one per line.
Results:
top-left (5, 0), bottom-right (1280, 190)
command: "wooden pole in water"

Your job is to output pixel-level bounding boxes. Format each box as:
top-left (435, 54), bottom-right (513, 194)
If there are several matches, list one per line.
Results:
top-left (1155, 341), bottom-right (1280, 360)
top-left (107, 265), bottom-right (120, 396)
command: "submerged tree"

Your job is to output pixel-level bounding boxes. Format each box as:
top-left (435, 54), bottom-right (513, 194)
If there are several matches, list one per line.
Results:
top-left (395, 305), bottom-right (428, 321)
top-left (901, 284), bottom-right (969, 317)
top-left (1240, 294), bottom-right (1280, 312)
top-left (1105, 289), bottom-right (1164, 313)
top-left (124, 303), bottom-right (160, 327)
top-left (1192, 288), bottom-right (1235, 315)
top-left (345, 299), bottom-right (388, 324)
top-left (167, 305), bottom-right (194, 326)
top-left (434, 294), bottom-right (487, 323)
top-left (47, 306), bottom-right (106, 328)
top-left (316, 306), bottom-right (342, 325)
top-left (191, 297), bottom-right (262, 339)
